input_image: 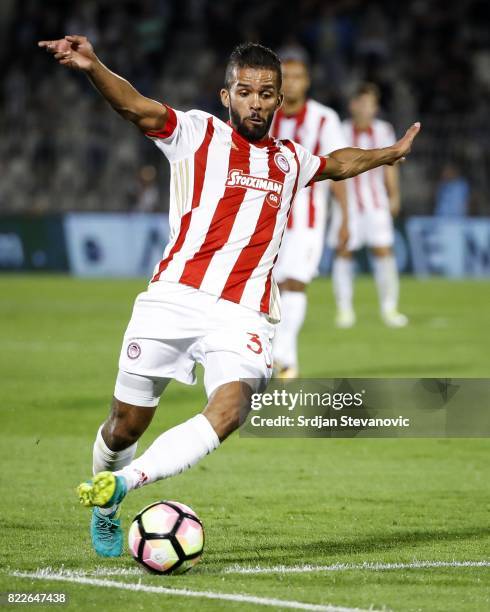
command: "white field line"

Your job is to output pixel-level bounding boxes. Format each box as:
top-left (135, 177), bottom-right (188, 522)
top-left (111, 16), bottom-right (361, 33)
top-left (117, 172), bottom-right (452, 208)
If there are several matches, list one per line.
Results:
top-left (19, 566), bottom-right (146, 578)
top-left (224, 559), bottom-right (490, 575)
top-left (11, 570), bottom-right (375, 612)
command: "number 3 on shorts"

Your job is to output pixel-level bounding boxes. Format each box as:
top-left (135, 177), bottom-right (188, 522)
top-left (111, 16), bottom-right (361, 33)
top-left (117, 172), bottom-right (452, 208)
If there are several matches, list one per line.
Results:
top-left (246, 332), bottom-right (263, 354)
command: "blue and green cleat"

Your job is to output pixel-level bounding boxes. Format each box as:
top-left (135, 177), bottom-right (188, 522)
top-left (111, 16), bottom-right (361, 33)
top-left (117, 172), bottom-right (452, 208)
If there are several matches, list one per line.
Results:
top-left (77, 471), bottom-right (127, 508)
top-left (77, 471), bottom-right (128, 557)
top-left (90, 507), bottom-right (123, 557)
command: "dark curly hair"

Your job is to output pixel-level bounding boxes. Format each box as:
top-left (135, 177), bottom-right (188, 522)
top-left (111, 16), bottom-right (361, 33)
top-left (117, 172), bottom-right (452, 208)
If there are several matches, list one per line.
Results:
top-left (224, 42), bottom-right (282, 90)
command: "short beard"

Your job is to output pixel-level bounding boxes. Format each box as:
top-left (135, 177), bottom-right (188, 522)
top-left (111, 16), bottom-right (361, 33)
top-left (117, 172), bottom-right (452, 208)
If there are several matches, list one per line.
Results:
top-left (229, 102), bottom-right (274, 142)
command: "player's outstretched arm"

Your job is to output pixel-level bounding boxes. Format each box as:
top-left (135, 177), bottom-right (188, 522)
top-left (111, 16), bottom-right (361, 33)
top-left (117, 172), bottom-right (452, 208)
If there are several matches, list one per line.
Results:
top-left (38, 35), bottom-right (167, 133)
top-left (314, 122), bottom-right (421, 182)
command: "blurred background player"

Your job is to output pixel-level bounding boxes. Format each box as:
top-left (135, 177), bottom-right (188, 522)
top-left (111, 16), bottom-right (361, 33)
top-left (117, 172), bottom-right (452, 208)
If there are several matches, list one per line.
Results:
top-left (434, 162), bottom-right (470, 217)
top-left (131, 165), bottom-right (160, 212)
top-left (271, 53), bottom-right (349, 378)
top-left (328, 83), bottom-right (408, 328)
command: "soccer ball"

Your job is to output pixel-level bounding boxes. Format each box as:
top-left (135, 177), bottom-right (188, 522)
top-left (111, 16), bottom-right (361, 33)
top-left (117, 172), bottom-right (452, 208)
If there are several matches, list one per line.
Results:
top-left (128, 500), bottom-right (204, 574)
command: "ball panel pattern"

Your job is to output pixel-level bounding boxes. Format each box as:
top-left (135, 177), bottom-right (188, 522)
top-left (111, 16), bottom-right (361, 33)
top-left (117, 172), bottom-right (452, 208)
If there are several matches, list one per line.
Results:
top-left (175, 516), bottom-right (204, 556)
top-left (140, 503), bottom-right (179, 535)
top-left (128, 520), bottom-right (142, 558)
top-left (142, 539), bottom-right (180, 573)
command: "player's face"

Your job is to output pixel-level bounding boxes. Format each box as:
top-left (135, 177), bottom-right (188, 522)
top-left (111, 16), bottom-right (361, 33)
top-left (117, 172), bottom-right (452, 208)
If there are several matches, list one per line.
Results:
top-left (349, 93), bottom-right (379, 124)
top-left (221, 67), bottom-right (283, 141)
top-left (281, 60), bottom-right (310, 104)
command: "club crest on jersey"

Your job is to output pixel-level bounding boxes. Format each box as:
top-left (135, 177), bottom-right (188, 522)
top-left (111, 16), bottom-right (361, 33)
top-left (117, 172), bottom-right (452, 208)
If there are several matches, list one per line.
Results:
top-left (127, 342), bottom-right (141, 359)
top-left (274, 152), bottom-right (290, 173)
top-left (226, 170), bottom-right (283, 196)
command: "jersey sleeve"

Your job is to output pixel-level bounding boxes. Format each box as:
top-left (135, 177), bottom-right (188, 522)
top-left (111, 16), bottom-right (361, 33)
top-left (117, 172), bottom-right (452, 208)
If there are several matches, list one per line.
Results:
top-left (145, 105), bottom-right (210, 162)
top-left (293, 141), bottom-right (325, 189)
top-left (321, 111), bottom-right (348, 154)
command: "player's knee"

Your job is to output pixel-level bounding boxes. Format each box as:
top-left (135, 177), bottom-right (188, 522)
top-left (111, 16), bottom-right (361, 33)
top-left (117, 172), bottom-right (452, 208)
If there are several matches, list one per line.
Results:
top-left (279, 278), bottom-right (306, 292)
top-left (371, 246), bottom-right (392, 257)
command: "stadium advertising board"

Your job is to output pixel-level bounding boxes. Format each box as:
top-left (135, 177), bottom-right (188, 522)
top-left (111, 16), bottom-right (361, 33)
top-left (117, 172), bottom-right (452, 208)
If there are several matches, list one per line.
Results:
top-left (0, 215), bottom-right (68, 271)
top-left (2, 215), bottom-right (489, 278)
top-left (63, 213), bottom-right (170, 277)
top-left (406, 217), bottom-right (490, 277)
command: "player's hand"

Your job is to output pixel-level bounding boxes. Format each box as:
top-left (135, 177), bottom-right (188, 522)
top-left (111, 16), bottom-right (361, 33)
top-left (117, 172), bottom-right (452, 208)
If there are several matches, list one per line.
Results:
top-left (387, 122), bottom-right (421, 165)
top-left (38, 35), bottom-right (97, 72)
top-left (390, 200), bottom-right (401, 217)
top-left (338, 220), bottom-right (349, 250)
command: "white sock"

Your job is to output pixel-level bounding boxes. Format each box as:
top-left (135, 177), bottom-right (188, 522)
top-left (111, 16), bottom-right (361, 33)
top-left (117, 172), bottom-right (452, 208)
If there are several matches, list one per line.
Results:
top-left (92, 425), bottom-right (138, 515)
top-left (273, 291), bottom-right (307, 369)
top-left (92, 425), bottom-right (138, 474)
top-left (372, 255), bottom-right (399, 313)
top-left (115, 414), bottom-right (220, 492)
top-left (332, 257), bottom-right (354, 311)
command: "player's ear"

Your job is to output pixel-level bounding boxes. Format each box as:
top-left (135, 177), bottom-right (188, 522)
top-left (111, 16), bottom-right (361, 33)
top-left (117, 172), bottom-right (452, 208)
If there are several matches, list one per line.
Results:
top-left (220, 88), bottom-right (230, 109)
top-left (276, 92), bottom-right (284, 109)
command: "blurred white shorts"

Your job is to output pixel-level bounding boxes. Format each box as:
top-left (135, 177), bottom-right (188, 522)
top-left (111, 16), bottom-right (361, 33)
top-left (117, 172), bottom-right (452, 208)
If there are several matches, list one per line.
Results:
top-left (114, 281), bottom-right (274, 407)
top-left (274, 224), bottom-right (325, 284)
top-left (327, 205), bottom-right (394, 250)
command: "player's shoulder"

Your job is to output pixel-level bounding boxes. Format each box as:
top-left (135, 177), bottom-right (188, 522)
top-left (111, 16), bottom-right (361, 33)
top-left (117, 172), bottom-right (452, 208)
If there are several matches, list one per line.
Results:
top-left (175, 109), bottom-right (234, 140)
top-left (174, 107), bottom-right (227, 129)
top-left (341, 118), bottom-right (353, 129)
top-left (176, 108), bottom-right (215, 122)
top-left (307, 98), bottom-right (341, 122)
top-left (279, 138), bottom-right (309, 160)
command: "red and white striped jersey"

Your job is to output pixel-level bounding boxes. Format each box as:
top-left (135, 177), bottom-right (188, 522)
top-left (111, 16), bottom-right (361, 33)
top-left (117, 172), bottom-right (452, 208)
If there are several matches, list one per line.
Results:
top-left (270, 99), bottom-right (347, 230)
top-left (342, 118), bottom-right (396, 212)
top-left (146, 106), bottom-right (325, 322)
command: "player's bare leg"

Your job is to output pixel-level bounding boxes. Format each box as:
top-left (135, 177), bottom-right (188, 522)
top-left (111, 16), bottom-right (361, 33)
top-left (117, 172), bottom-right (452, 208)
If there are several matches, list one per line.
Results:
top-left (273, 279), bottom-right (306, 378)
top-left (202, 381), bottom-right (253, 439)
top-left (332, 249), bottom-right (356, 328)
top-left (91, 397), bottom-right (157, 506)
top-left (94, 398), bottom-right (157, 468)
top-left (371, 246), bottom-right (408, 327)
top-left (78, 398), bottom-right (157, 557)
top-left (115, 381), bottom-right (252, 490)
top-left (78, 381), bottom-right (253, 527)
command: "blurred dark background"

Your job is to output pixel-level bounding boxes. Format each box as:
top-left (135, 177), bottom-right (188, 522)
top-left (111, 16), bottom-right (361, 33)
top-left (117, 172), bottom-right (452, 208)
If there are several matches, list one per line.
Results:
top-left (0, 0), bottom-right (488, 215)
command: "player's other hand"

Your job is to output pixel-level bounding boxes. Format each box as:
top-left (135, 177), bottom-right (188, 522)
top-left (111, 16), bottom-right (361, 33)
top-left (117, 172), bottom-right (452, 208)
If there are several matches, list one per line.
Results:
top-left (338, 220), bottom-right (349, 250)
top-left (390, 200), bottom-right (401, 217)
top-left (387, 122), bottom-right (421, 165)
top-left (38, 35), bottom-right (97, 72)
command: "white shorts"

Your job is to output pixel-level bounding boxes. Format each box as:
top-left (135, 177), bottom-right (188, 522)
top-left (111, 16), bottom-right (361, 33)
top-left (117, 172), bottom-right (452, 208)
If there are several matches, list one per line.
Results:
top-left (114, 281), bottom-right (275, 407)
top-left (327, 205), bottom-right (394, 251)
top-left (274, 225), bottom-right (325, 284)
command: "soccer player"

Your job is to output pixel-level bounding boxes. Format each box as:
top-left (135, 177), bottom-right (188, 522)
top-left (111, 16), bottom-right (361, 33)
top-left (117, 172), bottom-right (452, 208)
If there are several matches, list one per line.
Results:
top-left (38, 36), bottom-right (419, 557)
top-left (271, 56), bottom-right (349, 378)
top-left (328, 83), bottom-right (408, 328)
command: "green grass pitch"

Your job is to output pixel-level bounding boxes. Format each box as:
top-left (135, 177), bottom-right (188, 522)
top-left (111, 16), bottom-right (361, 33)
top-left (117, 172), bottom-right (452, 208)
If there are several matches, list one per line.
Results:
top-left (0, 275), bottom-right (489, 611)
